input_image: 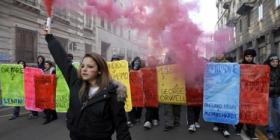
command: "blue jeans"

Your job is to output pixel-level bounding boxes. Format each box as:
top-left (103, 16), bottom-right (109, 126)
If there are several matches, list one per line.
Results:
top-left (267, 97), bottom-right (280, 133)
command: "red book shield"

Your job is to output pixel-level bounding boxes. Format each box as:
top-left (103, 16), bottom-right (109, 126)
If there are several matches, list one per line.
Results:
top-left (141, 68), bottom-right (158, 107)
top-left (239, 65), bottom-right (270, 125)
top-left (129, 70), bottom-right (144, 107)
top-left (34, 74), bottom-right (56, 110)
top-left (186, 86), bottom-right (203, 106)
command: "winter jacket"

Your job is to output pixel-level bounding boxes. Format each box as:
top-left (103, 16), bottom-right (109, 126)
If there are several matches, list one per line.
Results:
top-left (264, 54), bottom-right (280, 97)
top-left (241, 61), bottom-right (255, 64)
top-left (45, 34), bottom-right (131, 140)
top-left (268, 67), bottom-right (280, 97)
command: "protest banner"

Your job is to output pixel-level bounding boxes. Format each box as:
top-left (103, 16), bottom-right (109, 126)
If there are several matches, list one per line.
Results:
top-left (107, 60), bottom-right (132, 112)
top-left (129, 70), bottom-right (144, 107)
top-left (186, 86), bottom-right (203, 106)
top-left (203, 63), bottom-right (240, 125)
top-left (55, 62), bottom-right (79, 112)
top-left (0, 64), bottom-right (24, 106)
top-left (34, 74), bottom-right (56, 110)
top-left (157, 65), bottom-right (186, 105)
top-left (24, 67), bottom-right (43, 111)
top-left (141, 68), bottom-right (158, 107)
top-left (0, 80), bottom-right (2, 105)
top-left (55, 66), bottom-right (69, 112)
top-left (239, 64), bottom-right (269, 125)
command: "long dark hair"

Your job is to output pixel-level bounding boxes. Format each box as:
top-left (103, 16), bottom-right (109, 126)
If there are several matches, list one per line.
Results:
top-left (37, 55), bottom-right (45, 70)
top-left (78, 53), bottom-right (111, 99)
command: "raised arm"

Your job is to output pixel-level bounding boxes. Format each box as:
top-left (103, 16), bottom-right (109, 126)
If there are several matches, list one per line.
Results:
top-left (45, 34), bottom-right (78, 86)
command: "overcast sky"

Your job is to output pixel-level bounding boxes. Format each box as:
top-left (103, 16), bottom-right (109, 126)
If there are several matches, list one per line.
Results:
top-left (182, 0), bottom-right (218, 33)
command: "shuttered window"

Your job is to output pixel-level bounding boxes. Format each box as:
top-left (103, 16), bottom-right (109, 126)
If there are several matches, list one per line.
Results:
top-left (15, 27), bottom-right (37, 63)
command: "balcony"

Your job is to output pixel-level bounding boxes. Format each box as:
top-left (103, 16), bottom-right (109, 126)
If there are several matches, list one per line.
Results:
top-left (226, 13), bottom-right (239, 27)
top-left (223, 0), bottom-right (231, 9)
top-left (13, 0), bottom-right (40, 13)
top-left (53, 8), bottom-right (70, 25)
top-left (236, 0), bottom-right (256, 15)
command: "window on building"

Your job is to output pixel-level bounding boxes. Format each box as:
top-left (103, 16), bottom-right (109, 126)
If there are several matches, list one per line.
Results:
top-left (101, 41), bottom-right (110, 60)
top-left (258, 46), bottom-right (267, 63)
top-left (113, 25), bottom-right (117, 34)
top-left (126, 49), bottom-right (132, 62)
top-left (85, 44), bottom-right (92, 53)
top-left (101, 18), bottom-right (105, 28)
top-left (276, 0), bottom-right (280, 7)
top-left (239, 20), bottom-right (242, 32)
top-left (128, 30), bottom-right (131, 40)
top-left (247, 12), bottom-right (251, 28)
top-left (108, 23), bottom-right (111, 32)
top-left (119, 48), bottom-right (125, 58)
top-left (258, 2), bottom-right (263, 21)
top-left (239, 47), bottom-right (243, 61)
top-left (91, 16), bottom-right (96, 25)
top-left (120, 26), bottom-right (123, 37)
top-left (54, 8), bottom-right (68, 19)
top-left (233, 27), bottom-right (237, 43)
top-left (85, 15), bottom-right (92, 29)
top-left (15, 27), bottom-right (37, 63)
top-left (69, 42), bottom-right (77, 52)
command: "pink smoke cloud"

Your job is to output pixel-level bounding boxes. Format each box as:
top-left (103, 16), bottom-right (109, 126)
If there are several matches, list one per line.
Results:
top-left (49, 0), bottom-right (234, 85)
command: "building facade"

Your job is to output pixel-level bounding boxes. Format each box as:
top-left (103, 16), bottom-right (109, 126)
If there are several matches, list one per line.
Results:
top-left (0, 0), bottom-right (142, 63)
top-left (216, 0), bottom-right (280, 63)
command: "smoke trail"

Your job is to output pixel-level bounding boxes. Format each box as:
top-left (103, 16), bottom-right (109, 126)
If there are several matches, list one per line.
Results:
top-left (50, 0), bottom-right (234, 85)
top-left (44, 0), bottom-right (54, 16)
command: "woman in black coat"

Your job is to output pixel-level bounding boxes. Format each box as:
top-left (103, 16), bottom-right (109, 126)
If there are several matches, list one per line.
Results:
top-left (45, 33), bottom-right (131, 140)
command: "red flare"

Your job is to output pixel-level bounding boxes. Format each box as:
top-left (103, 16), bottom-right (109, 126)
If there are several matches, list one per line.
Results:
top-left (44, 0), bottom-right (54, 17)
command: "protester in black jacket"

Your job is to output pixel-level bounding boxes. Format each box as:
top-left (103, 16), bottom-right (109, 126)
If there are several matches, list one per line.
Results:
top-left (235, 49), bottom-right (258, 140)
top-left (264, 54), bottom-right (280, 139)
top-left (45, 33), bottom-right (131, 140)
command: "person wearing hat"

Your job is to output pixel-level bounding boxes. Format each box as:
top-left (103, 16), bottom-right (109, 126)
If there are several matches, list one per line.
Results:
top-left (264, 54), bottom-right (280, 140)
top-left (235, 49), bottom-right (258, 140)
top-left (111, 54), bottom-right (122, 61)
top-left (242, 49), bottom-right (257, 64)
